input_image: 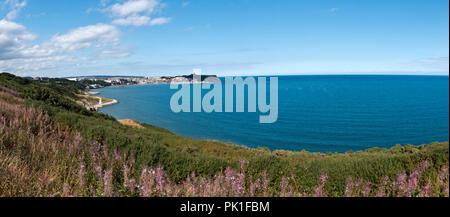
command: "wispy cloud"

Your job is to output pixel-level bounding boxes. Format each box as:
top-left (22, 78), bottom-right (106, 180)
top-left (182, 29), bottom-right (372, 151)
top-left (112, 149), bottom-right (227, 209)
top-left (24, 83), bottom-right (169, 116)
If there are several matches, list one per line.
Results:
top-left (100, 47), bottom-right (132, 58)
top-left (233, 48), bottom-right (266, 53)
top-left (391, 57), bottom-right (449, 74)
top-left (48, 23), bottom-right (121, 52)
top-left (3, 0), bottom-right (27, 20)
top-left (149, 17), bottom-right (171, 26)
top-left (330, 8), bottom-right (339, 13)
top-left (106, 0), bottom-right (171, 27)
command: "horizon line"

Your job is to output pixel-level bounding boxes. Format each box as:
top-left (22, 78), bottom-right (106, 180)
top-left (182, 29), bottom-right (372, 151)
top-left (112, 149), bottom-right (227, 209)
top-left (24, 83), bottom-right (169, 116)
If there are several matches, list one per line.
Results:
top-left (5, 71), bottom-right (449, 79)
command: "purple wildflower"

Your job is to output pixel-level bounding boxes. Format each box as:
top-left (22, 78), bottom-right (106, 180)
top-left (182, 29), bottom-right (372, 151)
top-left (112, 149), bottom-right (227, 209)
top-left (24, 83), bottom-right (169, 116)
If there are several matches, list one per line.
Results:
top-left (345, 177), bottom-right (354, 197)
top-left (313, 173), bottom-right (327, 197)
top-left (421, 184), bottom-right (431, 197)
top-left (262, 171), bottom-right (269, 197)
top-left (363, 182), bottom-right (371, 197)
top-left (393, 171), bottom-right (407, 197)
top-left (78, 162), bottom-right (86, 189)
top-left (155, 166), bottom-right (165, 193)
top-left (376, 176), bottom-right (389, 197)
top-left (103, 168), bottom-right (113, 196)
top-left (439, 166), bottom-right (448, 187)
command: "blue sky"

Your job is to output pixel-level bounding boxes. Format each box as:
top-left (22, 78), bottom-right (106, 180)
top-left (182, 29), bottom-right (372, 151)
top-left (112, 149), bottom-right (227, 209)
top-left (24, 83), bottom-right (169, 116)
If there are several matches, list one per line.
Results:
top-left (0, 0), bottom-right (448, 77)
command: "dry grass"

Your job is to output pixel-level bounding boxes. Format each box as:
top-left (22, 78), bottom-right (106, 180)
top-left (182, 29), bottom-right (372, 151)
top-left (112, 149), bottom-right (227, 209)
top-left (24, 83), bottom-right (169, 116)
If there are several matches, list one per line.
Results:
top-left (118, 119), bottom-right (144, 129)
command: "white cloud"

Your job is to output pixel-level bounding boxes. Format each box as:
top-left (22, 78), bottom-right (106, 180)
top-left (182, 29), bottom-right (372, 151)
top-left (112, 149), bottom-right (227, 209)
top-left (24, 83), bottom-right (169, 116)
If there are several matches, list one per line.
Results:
top-left (182, 2), bottom-right (190, 7)
top-left (48, 23), bottom-right (121, 51)
top-left (112, 15), bottom-right (151, 26)
top-left (0, 20), bottom-right (126, 74)
top-left (0, 19), bottom-right (36, 60)
top-left (110, 0), bottom-right (159, 17)
top-left (3, 0), bottom-right (27, 20)
top-left (149, 17), bottom-right (171, 26)
top-left (100, 47), bottom-right (132, 58)
top-left (106, 0), bottom-right (170, 27)
top-left (100, 50), bottom-right (130, 58)
top-left (0, 55), bottom-right (78, 73)
top-left (0, 1), bottom-right (136, 75)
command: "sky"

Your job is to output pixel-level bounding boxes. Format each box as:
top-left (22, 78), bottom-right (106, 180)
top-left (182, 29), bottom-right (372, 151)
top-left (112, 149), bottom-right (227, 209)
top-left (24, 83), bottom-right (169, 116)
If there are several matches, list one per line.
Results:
top-left (0, 0), bottom-right (448, 77)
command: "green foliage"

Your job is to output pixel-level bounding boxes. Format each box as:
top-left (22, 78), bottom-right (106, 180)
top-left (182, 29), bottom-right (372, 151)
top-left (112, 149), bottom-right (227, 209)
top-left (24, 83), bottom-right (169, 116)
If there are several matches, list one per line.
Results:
top-left (0, 73), bottom-right (114, 119)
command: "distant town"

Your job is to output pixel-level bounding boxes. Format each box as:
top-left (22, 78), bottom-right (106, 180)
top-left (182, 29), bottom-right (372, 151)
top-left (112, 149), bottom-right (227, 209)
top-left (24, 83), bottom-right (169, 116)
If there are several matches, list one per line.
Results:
top-left (38, 74), bottom-right (220, 89)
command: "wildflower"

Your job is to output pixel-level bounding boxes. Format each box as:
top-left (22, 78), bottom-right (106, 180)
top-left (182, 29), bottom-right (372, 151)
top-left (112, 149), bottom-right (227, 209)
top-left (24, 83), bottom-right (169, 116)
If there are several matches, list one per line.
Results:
top-left (419, 160), bottom-right (429, 174)
top-left (439, 166), bottom-right (448, 187)
top-left (103, 168), bottom-right (113, 196)
top-left (113, 149), bottom-right (121, 162)
top-left (94, 164), bottom-right (103, 181)
top-left (355, 178), bottom-right (364, 189)
top-left (102, 141), bottom-right (108, 158)
top-left (249, 177), bottom-right (261, 197)
top-left (261, 171), bottom-right (269, 197)
top-left (128, 178), bottom-right (137, 193)
top-left (376, 176), bottom-right (389, 197)
top-left (155, 166), bottom-right (165, 193)
top-left (345, 177), bottom-right (354, 197)
top-left (139, 167), bottom-right (153, 197)
top-left (407, 161), bottom-right (430, 196)
top-left (78, 162), bottom-right (86, 189)
top-left (393, 171), bottom-right (407, 197)
top-left (313, 173), bottom-right (327, 197)
top-left (363, 182), bottom-right (371, 197)
top-left (421, 184), bottom-right (431, 197)
top-left (233, 173), bottom-right (245, 197)
top-left (406, 176), bottom-right (418, 197)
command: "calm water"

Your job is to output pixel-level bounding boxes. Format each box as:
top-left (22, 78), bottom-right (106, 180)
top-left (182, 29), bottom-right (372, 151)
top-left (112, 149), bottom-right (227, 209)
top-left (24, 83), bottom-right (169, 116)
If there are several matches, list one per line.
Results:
top-left (98, 75), bottom-right (449, 153)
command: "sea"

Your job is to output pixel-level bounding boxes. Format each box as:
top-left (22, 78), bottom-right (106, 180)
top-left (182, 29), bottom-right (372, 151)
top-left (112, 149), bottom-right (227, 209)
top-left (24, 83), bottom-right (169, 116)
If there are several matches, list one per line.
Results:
top-left (98, 75), bottom-right (449, 153)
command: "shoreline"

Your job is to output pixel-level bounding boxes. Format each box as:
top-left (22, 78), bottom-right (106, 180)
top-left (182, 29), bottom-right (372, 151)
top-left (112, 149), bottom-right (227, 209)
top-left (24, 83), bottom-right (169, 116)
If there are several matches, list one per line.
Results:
top-left (95, 98), bottom-right (119, 109)
top-left (91, 92), bottom-right (119, 109)
top-left (78, 92), bottom-right (119, 111)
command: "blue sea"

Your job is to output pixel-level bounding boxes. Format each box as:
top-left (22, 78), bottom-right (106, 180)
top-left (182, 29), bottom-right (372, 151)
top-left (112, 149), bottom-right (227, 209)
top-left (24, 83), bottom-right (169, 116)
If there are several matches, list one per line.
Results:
top-left (98, 75), bottom-right (449, 153)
